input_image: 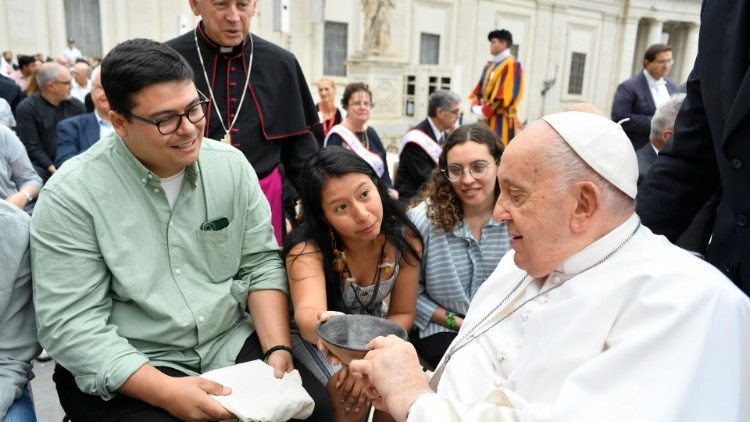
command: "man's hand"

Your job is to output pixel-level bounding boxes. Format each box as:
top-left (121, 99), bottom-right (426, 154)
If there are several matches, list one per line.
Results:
top-left (47, 164), bottom-right (56, 174)
top-left (349, 335), bottom-right (432, 422)
top-left (266, 348), bottom-right (294, 378)
top-left (158, 376), bottom-right (235, 422)
top-left (120, 364), bottom-right (234, 422)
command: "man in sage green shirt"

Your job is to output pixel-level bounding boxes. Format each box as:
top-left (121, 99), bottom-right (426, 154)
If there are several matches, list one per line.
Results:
top-left (30, 39), bottom-right (328, 421)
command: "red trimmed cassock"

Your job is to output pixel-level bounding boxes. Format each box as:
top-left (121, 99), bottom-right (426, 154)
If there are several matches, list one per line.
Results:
top-left (469, 55), bottom-right (524, 145)
top-left (168, 23), bottom-right (319, 243)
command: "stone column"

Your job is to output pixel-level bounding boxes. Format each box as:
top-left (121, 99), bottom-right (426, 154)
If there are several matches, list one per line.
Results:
top-left (645, 18), bottom-right (664, 47)
top-left (619, 16), bottom-right (640, 84)
top-left (680, 22), bottom-right (700, 83)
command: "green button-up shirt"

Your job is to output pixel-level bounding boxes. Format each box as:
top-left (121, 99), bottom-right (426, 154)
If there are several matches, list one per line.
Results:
top-left (31, 133), bottom-right (287, 400)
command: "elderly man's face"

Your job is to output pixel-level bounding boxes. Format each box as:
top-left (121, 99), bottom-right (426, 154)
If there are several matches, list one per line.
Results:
top-left (191, 0), bottom-right (257, 47)
top-left (494, 122), bottom-right (576, 278)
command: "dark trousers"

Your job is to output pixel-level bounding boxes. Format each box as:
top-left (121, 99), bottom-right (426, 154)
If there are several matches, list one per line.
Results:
top-left (54, 332), bottom-right (332, 421)
top-left (411, 331), bottom-right (457, 370)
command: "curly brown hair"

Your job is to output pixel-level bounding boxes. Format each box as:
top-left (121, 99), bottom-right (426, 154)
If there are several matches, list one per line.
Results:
top-left (425, 123), bottom-right (504, 231)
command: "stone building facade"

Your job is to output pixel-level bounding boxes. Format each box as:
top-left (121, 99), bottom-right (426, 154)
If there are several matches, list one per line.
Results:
top-left (0, 0), bottom-right (701, 145)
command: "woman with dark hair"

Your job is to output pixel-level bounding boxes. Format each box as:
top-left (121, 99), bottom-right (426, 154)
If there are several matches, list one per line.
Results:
top-left (323, 82), bottom-right (397, 197)
top-left (408, 123), bottom-right (511, 368)
top-left (284, 146), bottom-right (422, 421)
top-left (311, 78), bottom-right (346, 147)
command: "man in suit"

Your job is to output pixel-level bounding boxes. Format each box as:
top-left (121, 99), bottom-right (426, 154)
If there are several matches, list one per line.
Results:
top-left (55, 67), bottom-right (112, 167)
top-left (395, 89), bottom-right (460, 207)
top-left (636, 93), bottom-right (685, 186)
top-left (0, 73), bottom-right (22, 113)
top-left (612, 43), bottom-right (676, 150)
top-left (637, 0), bottom-right (750, 297)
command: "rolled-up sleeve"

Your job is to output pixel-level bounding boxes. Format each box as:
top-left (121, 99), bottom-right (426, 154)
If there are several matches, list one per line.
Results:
top-left (231, 160), bottom-right (287, 308)
top-left (31, 190), bottom-right (148, 400)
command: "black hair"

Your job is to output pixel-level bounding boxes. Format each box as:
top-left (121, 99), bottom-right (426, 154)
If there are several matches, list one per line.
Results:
top-left (643, 43), bottom-right (672, 63)
top-left (488, 29), bottom-right (513, 46)
top-left (17, 55), bottom-right (35, 69)
top-left (100, 38), bottom-right (194, 115)
top-left (283, 147), bottom-right (422, 312)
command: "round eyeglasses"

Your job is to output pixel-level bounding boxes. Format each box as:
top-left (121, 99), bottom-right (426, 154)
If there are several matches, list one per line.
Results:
top-left (442, 160), bottom-right (496, 182)
top-left (123, 100), bottom-right (209, 135)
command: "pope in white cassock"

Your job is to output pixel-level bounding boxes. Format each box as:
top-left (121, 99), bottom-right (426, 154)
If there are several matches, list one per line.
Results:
top-left (349, 111), bottom-right (750, 421)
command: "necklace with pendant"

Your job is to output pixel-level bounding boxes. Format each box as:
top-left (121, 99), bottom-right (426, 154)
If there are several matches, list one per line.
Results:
top-left (193, 24), bottom-right (254, 144)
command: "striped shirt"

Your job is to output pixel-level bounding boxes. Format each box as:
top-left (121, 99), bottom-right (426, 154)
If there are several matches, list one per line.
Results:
top-left (408, 201), bottom-right (511, 338)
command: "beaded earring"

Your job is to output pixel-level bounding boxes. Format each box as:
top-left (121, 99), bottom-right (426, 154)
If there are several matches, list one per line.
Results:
top-left (375, 233), bottom-right (395, 276)
top-left (330, 226), bottom-right (347, 273)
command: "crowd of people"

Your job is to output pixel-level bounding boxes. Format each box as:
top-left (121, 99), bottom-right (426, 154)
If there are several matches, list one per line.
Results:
top-left (1, 1), bottom-right (750, 422)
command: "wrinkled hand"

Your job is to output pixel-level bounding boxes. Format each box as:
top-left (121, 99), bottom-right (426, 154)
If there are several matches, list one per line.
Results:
top-left (335, 366), bottom-right (370, 416)
top-left (160, 375), bottom-right (235, 422)
top-left (266, 348), bottom-right (294, 378)
top-left (349, 335), bottom-right (431, 421)
top-left (316, 310), bottom-right (346, 365)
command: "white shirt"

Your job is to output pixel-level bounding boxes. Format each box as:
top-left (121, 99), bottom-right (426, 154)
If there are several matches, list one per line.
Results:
top-left (160, 169), bottom-right (185, 209)
top-left (71, 79), bottom-right (91, 104)
top-left (63, 47), bottom-right (82, 63)
top-left (426, 117), bottom-right (443, 143)
top-left (409, 214), bottom-right (750, 421)
top-left (643, 70), bottom-right (670, 109)
top-left (94, 110), bottom-right (113, 140)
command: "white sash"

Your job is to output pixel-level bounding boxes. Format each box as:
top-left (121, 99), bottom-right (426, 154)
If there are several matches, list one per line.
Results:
top-left (324, 125), bottom-right (385, 177)
top-left (397, 129), bottom-right (442, 164)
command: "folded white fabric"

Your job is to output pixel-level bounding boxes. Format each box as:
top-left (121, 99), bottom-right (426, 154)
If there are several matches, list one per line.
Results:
top-left (201, 360), bottom-right (315, 422)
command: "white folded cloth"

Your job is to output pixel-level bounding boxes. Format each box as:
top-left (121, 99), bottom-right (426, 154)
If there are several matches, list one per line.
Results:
top-left (201, 360), bottom-right (315, 422)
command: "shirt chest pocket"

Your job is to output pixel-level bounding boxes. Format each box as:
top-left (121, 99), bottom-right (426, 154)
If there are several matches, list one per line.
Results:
top-left (196, 217), bottom-right (242, 282)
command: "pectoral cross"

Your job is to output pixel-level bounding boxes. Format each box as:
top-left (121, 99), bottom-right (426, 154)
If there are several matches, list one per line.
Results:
top-left (222, 132), bottom-right (231, 144)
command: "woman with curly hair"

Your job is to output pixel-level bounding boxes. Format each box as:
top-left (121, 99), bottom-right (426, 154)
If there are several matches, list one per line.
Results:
top-left (284, 146), bottom-right (422, 421)
top-left (408, 123), bottom-right (511, 368)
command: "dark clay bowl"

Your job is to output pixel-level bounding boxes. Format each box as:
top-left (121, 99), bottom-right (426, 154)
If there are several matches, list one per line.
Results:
top-left (316, 314), bottom-right (408, 365)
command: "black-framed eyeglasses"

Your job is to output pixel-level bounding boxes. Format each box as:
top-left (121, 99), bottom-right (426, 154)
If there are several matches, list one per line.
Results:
top-left (122, 100), bottom-right (209, 136)
top-left (442, 160), bottom-right (496, 182)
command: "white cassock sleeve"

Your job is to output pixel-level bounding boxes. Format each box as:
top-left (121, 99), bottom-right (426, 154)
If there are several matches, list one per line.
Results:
top-left (407, 275), bottom-right (750, 422)
top-left (408, 389), bottom-right (524, 421)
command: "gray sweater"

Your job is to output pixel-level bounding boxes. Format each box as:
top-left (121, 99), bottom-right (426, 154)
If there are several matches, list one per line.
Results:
top-left (0, 124), bottom-right (41, 213)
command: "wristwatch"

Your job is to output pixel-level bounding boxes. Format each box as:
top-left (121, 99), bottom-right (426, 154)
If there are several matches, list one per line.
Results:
top-left (21, 191), bottom-right (33, 203)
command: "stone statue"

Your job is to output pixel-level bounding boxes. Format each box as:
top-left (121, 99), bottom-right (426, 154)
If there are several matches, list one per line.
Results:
top-left (362, 0), bottom-right (396, 55)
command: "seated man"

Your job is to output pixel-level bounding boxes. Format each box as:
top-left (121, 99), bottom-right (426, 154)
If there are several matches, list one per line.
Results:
top-left (0, 200), bottom-right (41, 421)
top-left (394, 89), bottom-right (460, 207)
top-left (0, 124), bottom-right (41, 213)
top-left (31, 39), bottom-right (328, 421)
top-left (349, 111), bottom-right (750, 421)
top-left (55, 66), bottom-right (112, 167)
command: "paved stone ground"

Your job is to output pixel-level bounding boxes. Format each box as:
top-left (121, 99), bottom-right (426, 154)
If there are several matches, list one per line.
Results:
top-left (30, 360), bottom-right (65, 422)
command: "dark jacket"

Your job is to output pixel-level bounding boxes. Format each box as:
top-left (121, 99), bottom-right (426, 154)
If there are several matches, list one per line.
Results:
top-left (637, 0), bottom-right (750, 296)
top-left (612, 72), bottom-right (676, 150)
top-left (55, 112), bottom-right (101, 167)
top-left (394, 118), bottom-right (439, 207)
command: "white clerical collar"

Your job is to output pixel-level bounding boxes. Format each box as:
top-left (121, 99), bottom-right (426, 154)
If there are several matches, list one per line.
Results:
top-left (643, 69), bottom-right (666, 87)
top-left (553, 213), bottom-right (641, 276)
top-left (493, 49), bottom-right (511, 63)
top-left (427, 117), bottom-right (443, 142)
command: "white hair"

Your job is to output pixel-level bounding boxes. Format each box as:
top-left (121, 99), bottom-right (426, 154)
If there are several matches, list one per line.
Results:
top-left (544, 136), bottom-right (635, 215)
top-left (650, 93), bottom-right (687, 142)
